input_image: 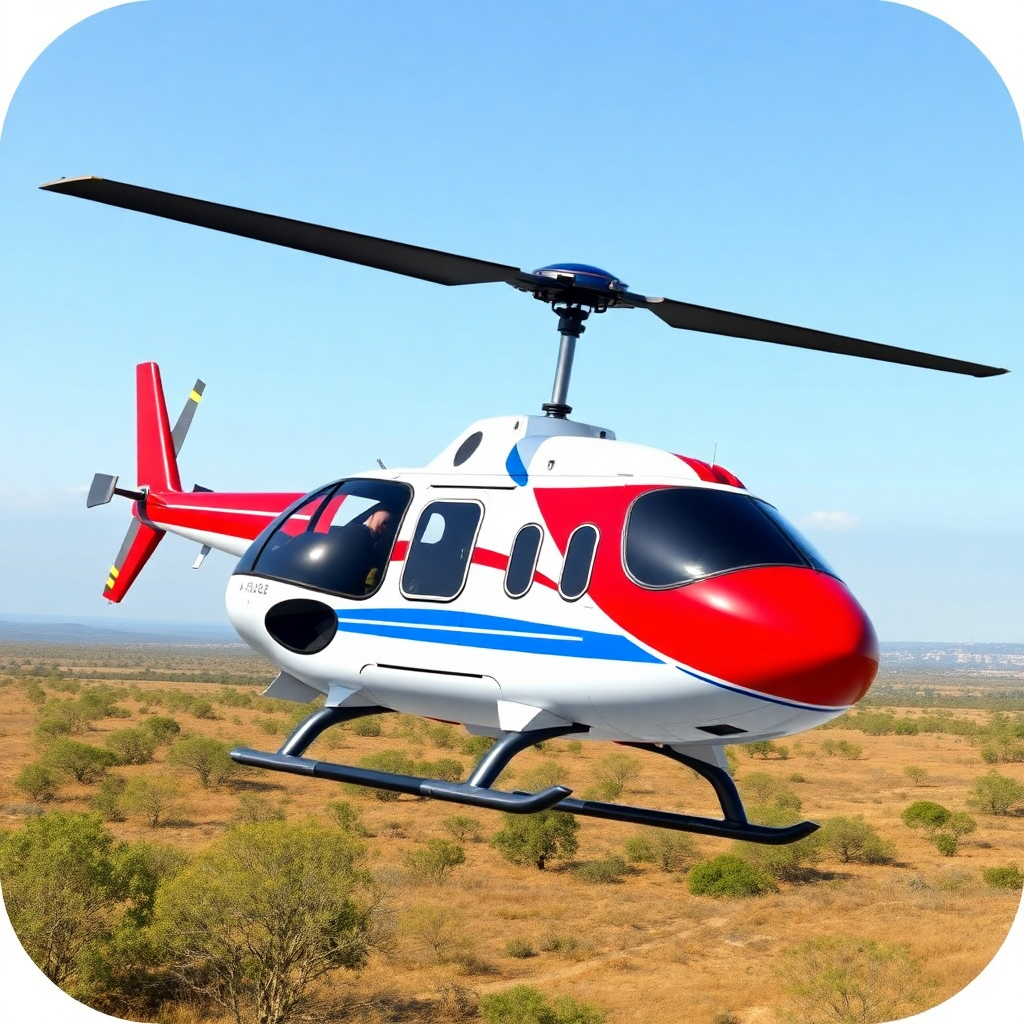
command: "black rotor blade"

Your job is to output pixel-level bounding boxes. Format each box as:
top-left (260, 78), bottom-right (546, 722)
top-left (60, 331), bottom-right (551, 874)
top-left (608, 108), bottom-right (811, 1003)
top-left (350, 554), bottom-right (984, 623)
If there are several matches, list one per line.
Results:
top-left (170, 378), bottom-right (205, 457)
top-left (40, 176), bottom-right (523, 287)
top-left (644, 296), bottom-right (1007, 377)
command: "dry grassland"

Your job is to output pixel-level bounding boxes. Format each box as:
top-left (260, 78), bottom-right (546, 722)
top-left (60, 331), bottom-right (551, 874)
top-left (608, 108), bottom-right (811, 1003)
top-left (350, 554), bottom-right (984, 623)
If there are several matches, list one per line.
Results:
top-left (1, 645), bottom-right (1022, 1024)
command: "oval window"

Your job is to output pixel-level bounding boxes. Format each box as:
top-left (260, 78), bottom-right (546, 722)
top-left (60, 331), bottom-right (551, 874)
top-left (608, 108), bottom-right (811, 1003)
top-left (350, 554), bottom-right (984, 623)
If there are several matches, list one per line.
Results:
top-left (559, 525), bottom-right (598, 601)
top-left (505, 524), bottom-right (543, 598)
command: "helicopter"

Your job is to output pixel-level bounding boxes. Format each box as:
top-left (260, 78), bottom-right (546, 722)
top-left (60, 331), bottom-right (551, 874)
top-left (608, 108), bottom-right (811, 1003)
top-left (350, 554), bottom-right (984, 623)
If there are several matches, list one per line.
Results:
top-left (43, 175), bottom-right (1008, 846)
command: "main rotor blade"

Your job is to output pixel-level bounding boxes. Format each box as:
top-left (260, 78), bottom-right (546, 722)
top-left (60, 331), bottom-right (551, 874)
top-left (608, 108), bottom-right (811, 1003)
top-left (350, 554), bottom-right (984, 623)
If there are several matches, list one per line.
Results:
top-left (40, 176), bottom-right (523, 287)
top-left (644, 296), bottom-right (1008, 377)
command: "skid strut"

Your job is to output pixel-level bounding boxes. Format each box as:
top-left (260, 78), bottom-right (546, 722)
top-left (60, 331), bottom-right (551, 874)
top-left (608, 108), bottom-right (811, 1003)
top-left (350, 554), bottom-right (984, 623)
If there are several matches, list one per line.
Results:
top-left (231, 707), bottom-right (818, 844)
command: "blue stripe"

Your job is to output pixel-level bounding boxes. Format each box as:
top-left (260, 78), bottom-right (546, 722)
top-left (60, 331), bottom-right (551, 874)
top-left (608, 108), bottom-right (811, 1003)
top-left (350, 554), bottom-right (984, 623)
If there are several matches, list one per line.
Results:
top-left (675, 665), bottom-right (848, 713)
top-left (336, 607), bottom-right (661, 663)
top-left (505, 444), bottom-right (529, 486)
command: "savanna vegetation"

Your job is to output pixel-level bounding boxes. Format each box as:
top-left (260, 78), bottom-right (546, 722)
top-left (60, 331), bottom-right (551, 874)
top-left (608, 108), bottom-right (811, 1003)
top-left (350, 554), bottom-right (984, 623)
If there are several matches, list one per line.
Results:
top-left (0, 644), bottom-right (1022, 1024)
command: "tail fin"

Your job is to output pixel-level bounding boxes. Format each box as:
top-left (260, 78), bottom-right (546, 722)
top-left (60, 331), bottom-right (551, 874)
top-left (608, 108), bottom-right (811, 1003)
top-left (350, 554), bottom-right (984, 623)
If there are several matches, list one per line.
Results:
top-left (93, 363), bottom-right (204, 603)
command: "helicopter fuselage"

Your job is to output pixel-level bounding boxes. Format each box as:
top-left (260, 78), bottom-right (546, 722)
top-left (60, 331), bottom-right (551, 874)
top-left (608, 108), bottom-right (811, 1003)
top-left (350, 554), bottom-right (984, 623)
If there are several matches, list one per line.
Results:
top-left (139, 409), bottom-right (878, 749)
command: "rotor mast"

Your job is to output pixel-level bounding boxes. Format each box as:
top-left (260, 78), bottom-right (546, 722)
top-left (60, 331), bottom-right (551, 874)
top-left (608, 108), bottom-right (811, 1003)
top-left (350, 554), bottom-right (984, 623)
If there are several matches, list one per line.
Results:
top-left (543, 304), bottom-right (590, 418)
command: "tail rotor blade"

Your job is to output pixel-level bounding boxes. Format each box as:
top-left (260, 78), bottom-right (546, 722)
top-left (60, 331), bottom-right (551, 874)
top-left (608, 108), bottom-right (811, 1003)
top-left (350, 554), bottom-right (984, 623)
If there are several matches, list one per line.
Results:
top-left (171, 378), bottom-right (205, 456)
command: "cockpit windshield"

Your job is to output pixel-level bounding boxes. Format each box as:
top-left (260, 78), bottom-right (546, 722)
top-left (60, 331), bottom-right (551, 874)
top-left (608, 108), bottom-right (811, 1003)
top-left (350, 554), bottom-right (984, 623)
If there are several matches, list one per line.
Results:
top-left (624, 487), bottom-right (837, 589)
top-left (239, 479), bottom-right (412, 598)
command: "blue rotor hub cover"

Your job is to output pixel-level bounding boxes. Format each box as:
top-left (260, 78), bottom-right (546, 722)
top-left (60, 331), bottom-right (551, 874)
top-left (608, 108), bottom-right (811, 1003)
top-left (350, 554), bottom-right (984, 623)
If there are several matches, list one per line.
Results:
top-left (533, 263), bottom-right (626, 292)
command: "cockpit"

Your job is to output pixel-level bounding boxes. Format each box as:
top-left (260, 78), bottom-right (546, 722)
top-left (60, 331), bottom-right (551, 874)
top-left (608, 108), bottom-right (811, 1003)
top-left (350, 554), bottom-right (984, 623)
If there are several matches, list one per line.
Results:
top-left (236, 479), bottom-right (412, 598)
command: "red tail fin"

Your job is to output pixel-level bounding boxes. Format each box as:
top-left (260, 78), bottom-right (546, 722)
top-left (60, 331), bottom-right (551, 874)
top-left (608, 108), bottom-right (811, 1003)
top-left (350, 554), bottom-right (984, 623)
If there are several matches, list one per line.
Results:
top-left (100, 362), bottom-right (186, 602)
top-left (136, 362), bottom-right (182, 492)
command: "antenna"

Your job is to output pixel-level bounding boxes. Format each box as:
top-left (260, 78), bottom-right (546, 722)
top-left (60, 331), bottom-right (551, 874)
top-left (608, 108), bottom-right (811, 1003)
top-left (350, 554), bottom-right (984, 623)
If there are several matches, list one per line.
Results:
top-left (711, 443), bottom-right (718, 467)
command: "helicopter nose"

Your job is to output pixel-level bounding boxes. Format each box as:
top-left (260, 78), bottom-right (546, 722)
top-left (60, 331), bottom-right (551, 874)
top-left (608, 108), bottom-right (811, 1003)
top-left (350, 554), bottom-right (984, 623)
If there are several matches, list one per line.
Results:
top-left (681, 567), bottom-right (878, 707)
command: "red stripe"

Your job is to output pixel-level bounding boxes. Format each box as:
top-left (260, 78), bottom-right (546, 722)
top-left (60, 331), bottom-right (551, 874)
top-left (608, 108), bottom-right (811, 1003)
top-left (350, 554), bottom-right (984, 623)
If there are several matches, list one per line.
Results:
top-left (471, 547), bottom-right (508, 572)
top-left (390, 539), bottom-right (410, 562)
top-left (146, 490), bottom-right (302, 541)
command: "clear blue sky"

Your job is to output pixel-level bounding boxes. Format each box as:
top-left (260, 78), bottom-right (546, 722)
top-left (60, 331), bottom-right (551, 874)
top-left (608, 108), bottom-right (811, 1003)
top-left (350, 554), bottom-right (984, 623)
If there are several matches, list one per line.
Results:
top-left (0, 0), bottom-right (1021, 641)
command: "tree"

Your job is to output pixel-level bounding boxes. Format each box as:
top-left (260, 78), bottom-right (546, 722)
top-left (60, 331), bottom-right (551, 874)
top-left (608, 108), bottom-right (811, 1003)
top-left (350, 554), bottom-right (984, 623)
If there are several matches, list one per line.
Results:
top-left (732, 808), bottom-right (822, 882)
top-left (442, 814), bottom-right (483, 843)
top-left (0, 812), bottom-right (155, 989)
top-left (41, 738), bottom-right (118, 784)
top-left (152, 820), bottom-right (375, 1024)
top-left (13, 761), bottom-right (60, 802)
top-left (777, 934), bottom-right (929, 1024)
top-left (687, 855), bottom-right (775, 897)
top-left (119, 775), bottom-right (188, 827)
top-left (903, 765), bottom-right (928, 786)
top-left (142, 714), bottom-right (181, 743)
top-left (166, 736), bottom-right (241, 788)
top-left (400, 904), bottom-right (471, 965)
top-left (491, 810), bottom-right (580, 869)
top-left (968, 770), bottom-right (1024, 816)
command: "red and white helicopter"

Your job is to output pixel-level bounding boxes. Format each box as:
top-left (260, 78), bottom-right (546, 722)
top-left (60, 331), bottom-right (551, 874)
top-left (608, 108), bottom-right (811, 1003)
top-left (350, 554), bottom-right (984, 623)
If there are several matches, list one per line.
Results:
top-left (44, 176), bottom-right (1008, 845)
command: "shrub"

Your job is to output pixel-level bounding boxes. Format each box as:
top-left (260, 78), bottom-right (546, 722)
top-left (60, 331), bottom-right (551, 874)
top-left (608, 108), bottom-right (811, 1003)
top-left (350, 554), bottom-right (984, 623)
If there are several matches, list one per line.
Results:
top-left (573, 855), bottom-right (628, 884)
top-left (229, 793), bottom-right (286, 826)
top-left (491, 810), bottom-right (579, 870)
top-left (418, 756), bottom-right (464, 782)
top-left (623, 827), bottom-right (697, 872)
top-left (13, 762), bottom-right (59, 802)
top-left (142, 715), bottom-right (181, 743)
top-left (41, 738), bottom-right (118, 783)
top-left (742, 772), bottom-right (802, 814)
top-left (351, 716), bottom-right (383, 737)
top-left (460, 734), bottom-right (495, 757)
top-left (442, 814), bottom-right (483, 843)
top-left (90, 774), bottom-right (127, 821)
top-left (903, 765), bottom-right (928, 786)
top-left (400, 904), bottom-right (471, 965)
top-left (817, 816), bottom-right (895, 865)
top-left (480, 985), bottom-right (606, 1024)
top-left (104, 728), bottom-right (157, 765)
top-left (733, 809), bottom-right (822, 882)
top-left (591, 751), bottom-right (642, 799)
top-left (968, 770), bottom-right (1024, 816)
top-left (901, 801), bottom-right (951, 830)
top-left (745, 740), bottom-right (788, 759)
top-left (565, 740), bottom-right (584, 757)
top-left (506, 937), bottom-right (535, 958)
top-left (687, 855), bottom-right (775, 897)
top-left (166, 737), bottom-right (241, 788)
top-left (404, 838), bottom-right (466, 883)
top-left (520, 759), bottom-right (570, 791)
top-left (119, 775), bottom-right (187, 827)
top-left (982, 864), bottom-right (1024, 889)
top-left (424, 722), bottom-right (457, 748)
top-left (777, 933), bottom-right (929, 1024)
top-left (326, 799), bottom-right (370, 836)
top-left (820, 738), bottom-right (862, 759)
top-left (931, 832), bottom-right (959, 857)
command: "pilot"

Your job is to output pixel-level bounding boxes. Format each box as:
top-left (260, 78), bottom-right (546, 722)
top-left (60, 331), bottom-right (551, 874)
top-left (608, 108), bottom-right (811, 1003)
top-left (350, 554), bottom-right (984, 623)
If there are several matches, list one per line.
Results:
top-left (341, 507), bottom-right (394, 593)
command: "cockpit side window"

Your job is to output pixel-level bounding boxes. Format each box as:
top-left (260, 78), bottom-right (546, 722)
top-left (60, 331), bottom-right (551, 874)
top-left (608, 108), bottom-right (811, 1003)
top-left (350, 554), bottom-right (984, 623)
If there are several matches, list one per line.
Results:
top-left (624, 487), bottom-right (831, 589)
top-left (245, 479), bottom-right (412, 598)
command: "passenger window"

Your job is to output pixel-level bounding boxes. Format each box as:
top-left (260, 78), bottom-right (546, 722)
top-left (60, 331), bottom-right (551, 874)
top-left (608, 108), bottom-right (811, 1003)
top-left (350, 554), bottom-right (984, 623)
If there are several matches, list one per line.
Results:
top-left (402, 501), bottom-right (483, 601)
top-left (559, 525), bottom-right (598, 601)
top-left (505, 524), bottom-right (543, 598)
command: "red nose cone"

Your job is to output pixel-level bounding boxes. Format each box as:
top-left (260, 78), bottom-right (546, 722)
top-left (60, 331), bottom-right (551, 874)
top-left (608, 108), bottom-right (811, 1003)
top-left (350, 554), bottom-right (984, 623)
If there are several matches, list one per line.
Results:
top-left (678, 567), bottom-right (879, 706)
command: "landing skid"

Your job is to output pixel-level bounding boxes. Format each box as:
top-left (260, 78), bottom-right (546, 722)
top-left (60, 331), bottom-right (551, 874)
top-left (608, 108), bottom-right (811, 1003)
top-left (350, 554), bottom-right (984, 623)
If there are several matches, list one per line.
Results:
top-left (230, 706), bottom-right (818, 845)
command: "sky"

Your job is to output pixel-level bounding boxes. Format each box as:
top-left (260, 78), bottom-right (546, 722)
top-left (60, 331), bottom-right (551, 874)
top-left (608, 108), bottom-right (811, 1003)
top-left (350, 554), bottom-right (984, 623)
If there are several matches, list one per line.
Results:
top-left (0, 1), bottom-right (1021, 643)
top-left (0, 3), bottom-right (1022, 1022)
